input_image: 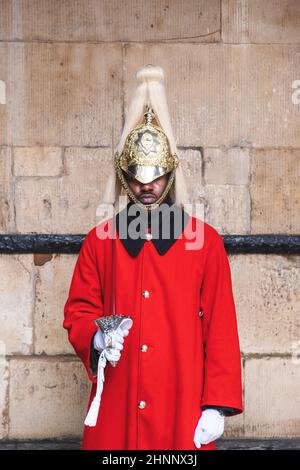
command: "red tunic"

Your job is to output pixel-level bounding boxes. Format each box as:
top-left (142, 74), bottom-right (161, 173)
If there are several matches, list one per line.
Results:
top-left (63, 214), bottom-right (243, 450)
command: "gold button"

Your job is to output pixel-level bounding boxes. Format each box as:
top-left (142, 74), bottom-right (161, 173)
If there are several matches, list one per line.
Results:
top-left (199, 309), bottom-right (204, 318)
top-left (141, 344), bottom-right (148, 352)
top-left (138, 400), bottom-right (146, 409)
top-left (142, 290), bottom-right (150, 298)
top-left (145, 233), bottom-right (153, 241)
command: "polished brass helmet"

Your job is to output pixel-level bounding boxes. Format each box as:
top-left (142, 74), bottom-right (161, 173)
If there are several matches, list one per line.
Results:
top-left (114, 105), bottom-right (179, 210)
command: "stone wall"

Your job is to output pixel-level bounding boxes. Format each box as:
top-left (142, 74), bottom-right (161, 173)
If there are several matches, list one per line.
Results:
top-left (0, 0), bottom-right (299, 440)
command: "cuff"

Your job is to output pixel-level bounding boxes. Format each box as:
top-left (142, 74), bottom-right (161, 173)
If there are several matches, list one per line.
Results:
top-left (201, 405), bottom-right (241, 417)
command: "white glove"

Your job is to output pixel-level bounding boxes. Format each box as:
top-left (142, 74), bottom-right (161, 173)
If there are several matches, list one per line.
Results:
top-left (93, 327), bottom-right (129, 364)
top-left (193, 409), bottom-right (225, 448)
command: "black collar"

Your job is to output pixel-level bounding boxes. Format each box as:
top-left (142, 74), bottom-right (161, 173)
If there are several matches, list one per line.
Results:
top-left (114, 195), bottom-right (190, 257)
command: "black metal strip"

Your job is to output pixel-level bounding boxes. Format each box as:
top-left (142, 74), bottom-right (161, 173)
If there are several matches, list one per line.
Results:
top-left (0, 234), bottom-right (300, 254)
top-left (224, 235), bottom-right (300, 254)
top-left (0, 234), bottom-right (84, 254)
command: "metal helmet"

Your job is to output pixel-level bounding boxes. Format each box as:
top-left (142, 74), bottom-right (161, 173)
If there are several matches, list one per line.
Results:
top-left (114, 105), bottom-right (179, 210)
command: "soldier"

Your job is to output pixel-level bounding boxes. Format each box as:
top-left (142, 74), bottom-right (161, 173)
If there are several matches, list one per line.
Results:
top-left (63, 65), bottom-right (243, 450)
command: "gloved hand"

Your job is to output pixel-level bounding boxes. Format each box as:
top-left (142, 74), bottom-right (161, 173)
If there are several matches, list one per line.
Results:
top-left (93, 327), bottom-right (130, 364)
top-left (193, 409), bottom-right (225, 448)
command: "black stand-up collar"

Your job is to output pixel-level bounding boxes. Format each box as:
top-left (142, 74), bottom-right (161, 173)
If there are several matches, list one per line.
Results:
top-left (114, 195), bottom-right (190, 257)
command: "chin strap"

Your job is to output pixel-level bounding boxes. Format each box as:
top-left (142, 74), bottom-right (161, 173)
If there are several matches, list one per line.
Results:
top-left (84, 350), bottom-right (107, 427)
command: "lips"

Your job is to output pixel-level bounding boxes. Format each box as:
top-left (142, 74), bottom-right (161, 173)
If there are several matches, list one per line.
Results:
top-left (139, 194), bottom-right (156, 202)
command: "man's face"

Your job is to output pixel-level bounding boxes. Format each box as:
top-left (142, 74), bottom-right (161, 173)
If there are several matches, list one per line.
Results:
top-left (124, 172), bottom-right (170, 205)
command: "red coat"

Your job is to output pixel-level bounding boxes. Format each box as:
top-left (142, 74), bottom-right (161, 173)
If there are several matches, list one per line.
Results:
top-left (63, 214), bottom-right (243, 450)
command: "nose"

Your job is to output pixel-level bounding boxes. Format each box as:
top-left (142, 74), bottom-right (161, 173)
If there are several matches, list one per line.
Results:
top-left (141, 182), bottom-right (154, 192)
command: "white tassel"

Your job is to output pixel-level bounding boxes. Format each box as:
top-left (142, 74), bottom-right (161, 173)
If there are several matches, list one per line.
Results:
top-left (84, 350), bottom-right (106, 427)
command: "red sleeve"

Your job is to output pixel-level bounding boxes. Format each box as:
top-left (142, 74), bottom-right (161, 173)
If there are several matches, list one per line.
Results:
top-left (200, 228), bottom-right (243, 416)
top-left (63, 227), bottom-right (103, 383)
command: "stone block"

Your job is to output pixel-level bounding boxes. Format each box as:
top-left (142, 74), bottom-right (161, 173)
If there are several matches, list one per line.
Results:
top-left (124, 43), bottom-right (300, 147)
top-left (222, 0), bottom-right (300, 44)
top-left (0, 255), bottom-right (34, 355)
top-left (203, 185), bottom-right (250, 234)
top-left (204, 147), bottom-right (249, 185)
top-left (15, 147), bottom-right (113, 233)
top-left (250, 148), bottom-right (300, 234)
top-left (0, 146), bottom-right (14, 232)
top-left (0, 43), bottom-right (122, 146)
top-left (14, 147), bottom-right (63, 176)
top-left (230, 254), bottom-right (300, 355)
top-left (35, 254), bottom-right (78, 355)
top-left (0, 342), bottom-right (9, 439)
top-left (9, 357), bottom-right (90, 439)
top-left (244, 357), bottom-right (300, 437)
top-left (0, 0), bottom-right (220, 42)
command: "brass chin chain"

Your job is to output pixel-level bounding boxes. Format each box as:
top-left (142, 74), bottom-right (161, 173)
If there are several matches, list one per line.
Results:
top-left (114, 153), bottom-right (176, 211)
